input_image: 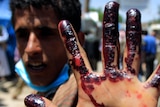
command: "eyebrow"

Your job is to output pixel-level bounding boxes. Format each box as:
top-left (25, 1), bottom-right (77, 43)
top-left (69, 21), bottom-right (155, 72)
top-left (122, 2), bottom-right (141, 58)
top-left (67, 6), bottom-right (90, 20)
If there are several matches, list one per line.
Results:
top-left (15, 25), bottom-right (57, 32)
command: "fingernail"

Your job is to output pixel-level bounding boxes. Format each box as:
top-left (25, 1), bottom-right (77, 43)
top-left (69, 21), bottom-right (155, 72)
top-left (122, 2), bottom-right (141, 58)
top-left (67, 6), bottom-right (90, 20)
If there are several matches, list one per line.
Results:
top-left (59, 20), bottom-right (70, 31)
top-left (24, 94), bottom-right (45, 107)
top-left (58, 20), bottom-right (74, 39)
top-left (126, 8), bottom-right (141, 31)
top-left (106, 1), bottom-right (119, 10)
top-left (104, 1), bottom-right (119, 24)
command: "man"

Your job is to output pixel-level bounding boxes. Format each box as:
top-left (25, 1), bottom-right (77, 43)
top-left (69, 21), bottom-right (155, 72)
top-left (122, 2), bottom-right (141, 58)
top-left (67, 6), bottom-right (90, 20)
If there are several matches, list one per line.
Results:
top-left (10, 0), bottom-right (83, 106)
top-left (11, 1), bottom-right (160, 107)
top-left (0, 26), bottom-right (10, 79)
top-left (143, 30), bottom-right (157, 79)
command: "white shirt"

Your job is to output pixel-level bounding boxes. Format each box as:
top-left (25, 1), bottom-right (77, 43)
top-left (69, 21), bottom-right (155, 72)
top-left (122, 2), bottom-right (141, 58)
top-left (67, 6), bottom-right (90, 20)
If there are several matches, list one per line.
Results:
top-left (0, 26), bottom-right (9, 43)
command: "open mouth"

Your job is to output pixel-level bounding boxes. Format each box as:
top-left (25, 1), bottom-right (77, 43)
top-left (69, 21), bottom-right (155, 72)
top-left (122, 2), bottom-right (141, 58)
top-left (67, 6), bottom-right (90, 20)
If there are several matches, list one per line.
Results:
top-left (28, 62), bottom-right (46, 71)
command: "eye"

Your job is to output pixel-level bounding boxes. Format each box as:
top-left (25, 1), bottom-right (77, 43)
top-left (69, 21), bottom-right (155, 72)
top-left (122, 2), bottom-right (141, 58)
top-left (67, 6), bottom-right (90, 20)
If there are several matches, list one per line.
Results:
top-left (36, 27), bottom-right (58, 37)
top-left (16, 28), bottom-right (30, 40)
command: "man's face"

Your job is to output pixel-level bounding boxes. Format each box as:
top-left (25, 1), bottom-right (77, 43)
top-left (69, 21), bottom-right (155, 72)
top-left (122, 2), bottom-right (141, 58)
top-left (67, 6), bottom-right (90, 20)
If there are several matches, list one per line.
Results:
top-left (14, 6), bottom-right (68, 86)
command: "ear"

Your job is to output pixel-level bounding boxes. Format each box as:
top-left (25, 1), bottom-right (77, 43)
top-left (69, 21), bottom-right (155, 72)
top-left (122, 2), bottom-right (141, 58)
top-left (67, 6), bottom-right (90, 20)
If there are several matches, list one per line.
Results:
top-left (77, 31), bottom-right (85, 46)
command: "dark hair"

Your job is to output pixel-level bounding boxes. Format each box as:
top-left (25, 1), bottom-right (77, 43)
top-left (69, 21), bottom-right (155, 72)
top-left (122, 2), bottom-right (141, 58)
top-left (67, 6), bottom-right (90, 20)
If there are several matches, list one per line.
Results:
top-left (142, 30), bottom-right (148, 35)
top-left (10, 0), bottom-right (81, 32)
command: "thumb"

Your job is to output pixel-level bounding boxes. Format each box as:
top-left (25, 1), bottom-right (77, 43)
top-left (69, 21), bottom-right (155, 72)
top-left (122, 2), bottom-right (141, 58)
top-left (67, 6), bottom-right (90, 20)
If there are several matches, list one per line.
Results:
top-left (24, 94), bottom-right (57, 107)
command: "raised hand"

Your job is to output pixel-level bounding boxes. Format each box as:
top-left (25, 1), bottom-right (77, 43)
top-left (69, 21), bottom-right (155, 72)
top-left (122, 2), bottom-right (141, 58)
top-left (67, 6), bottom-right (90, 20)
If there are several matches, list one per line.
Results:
top-left (58, 1), bottom-right (160, 107)
top-left (24, 1), bottom-right (160, 107)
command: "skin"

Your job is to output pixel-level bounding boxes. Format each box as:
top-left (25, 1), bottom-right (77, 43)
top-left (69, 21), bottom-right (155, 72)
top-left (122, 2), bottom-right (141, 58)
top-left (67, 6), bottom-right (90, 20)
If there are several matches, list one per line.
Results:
top-left (24, 1), bottom-right (160, 107)
top-left (14, 6), bottom-right (83, 86)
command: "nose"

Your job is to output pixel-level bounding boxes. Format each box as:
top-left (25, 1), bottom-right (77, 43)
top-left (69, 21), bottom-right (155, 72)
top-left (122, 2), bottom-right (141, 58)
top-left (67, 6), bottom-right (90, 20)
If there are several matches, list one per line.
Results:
top-left (25, 32), bottom-right (42, 56)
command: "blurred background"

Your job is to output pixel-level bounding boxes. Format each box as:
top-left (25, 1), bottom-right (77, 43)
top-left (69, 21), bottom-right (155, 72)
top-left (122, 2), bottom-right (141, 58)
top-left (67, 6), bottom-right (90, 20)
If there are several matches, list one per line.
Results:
top-left (81, 0), bottom-right (160, 36)
top-left (81, 0), bottom-right (160, 73)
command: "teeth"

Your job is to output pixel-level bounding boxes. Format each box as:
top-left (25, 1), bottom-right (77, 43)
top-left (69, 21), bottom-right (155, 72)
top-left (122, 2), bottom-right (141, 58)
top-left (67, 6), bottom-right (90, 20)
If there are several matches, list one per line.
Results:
top-left (30, 63), bottom-right (42, 66)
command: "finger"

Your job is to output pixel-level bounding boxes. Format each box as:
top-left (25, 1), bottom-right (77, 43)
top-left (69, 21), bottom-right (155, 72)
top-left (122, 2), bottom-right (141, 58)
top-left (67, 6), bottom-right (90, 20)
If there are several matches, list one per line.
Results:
top-left (42, 97), bottom-right (58, 107)
top-left (24, 94), bottom-right (57, 107)
top-left (146, 64), bottom-right (160, 89)
top-left (58, 20), bottom-right (92, 79)
top-left (123, 8), bottom-right (141, 75)
top-left (102, 2), bottom-right (120, 72)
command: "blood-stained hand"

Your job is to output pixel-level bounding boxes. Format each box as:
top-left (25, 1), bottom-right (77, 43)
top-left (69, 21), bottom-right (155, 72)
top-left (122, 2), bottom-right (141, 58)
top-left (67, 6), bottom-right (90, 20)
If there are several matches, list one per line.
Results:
top-left (58, 1), bottom-right (160, 107)
top-left (24, 1), bottom-right (160, 107)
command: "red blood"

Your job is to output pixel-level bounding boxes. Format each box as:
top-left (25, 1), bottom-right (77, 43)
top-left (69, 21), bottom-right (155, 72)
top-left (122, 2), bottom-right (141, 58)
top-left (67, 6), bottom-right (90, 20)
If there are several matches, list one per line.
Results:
top-left (74, 56), bottom-right (81, 67)
top-left (147, 66), bottom-right (160, 88)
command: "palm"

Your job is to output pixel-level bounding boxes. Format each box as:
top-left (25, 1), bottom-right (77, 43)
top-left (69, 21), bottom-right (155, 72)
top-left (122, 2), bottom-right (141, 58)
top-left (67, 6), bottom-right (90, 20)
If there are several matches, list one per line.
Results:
top-left (58, 1), bottom-right (160, 107)
top-left (76, 73), bottom-right (158, 107)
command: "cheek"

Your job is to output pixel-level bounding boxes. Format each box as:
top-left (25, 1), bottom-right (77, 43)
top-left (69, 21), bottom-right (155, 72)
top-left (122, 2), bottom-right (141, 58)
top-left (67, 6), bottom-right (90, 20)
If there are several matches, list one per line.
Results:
top-left (17, 43), bottom-right (26, 56)
top-left (44, 41), bottom-right (67, 63)
top-left (54, 48), bottom-right (67, 62)
top-left (46, 49), bottom-right (67, 76)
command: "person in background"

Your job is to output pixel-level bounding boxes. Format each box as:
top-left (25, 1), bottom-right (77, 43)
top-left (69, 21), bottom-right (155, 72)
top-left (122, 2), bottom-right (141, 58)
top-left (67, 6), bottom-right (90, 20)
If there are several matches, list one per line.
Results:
top-left (0, 25), bottom-right (10, 81)
top-left (119, 29), bottom-right (126, 69)
top-left (11, 1), bottom-right (160, 107)
top-left (0, 0), bottom-right (17, 81)
top-left (138, 30), bottom-right (148, 81)
top-left (5, 21), bottom-right (17, 80)
top-left (143, 30), bottom-right (157, 79)
top-left (82, 17), bottom-right (100, 71)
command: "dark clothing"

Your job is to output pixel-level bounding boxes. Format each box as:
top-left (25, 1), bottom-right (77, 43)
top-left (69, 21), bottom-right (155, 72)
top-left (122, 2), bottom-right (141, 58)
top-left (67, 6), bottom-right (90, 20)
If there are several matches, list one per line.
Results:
top-left (84, 38), bottom-right (100, 70)
top-left (145, 53), bottom-right (156, 79)
top-left (142, 35), bottom-right (156, 79)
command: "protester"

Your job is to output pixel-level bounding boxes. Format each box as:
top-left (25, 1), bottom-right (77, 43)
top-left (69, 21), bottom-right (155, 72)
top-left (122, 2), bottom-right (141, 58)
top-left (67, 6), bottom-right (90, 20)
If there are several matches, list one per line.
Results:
top-left (10, 0), bottom-right (83, 106)
top-left (10, 0), bottom-right (160, 107)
